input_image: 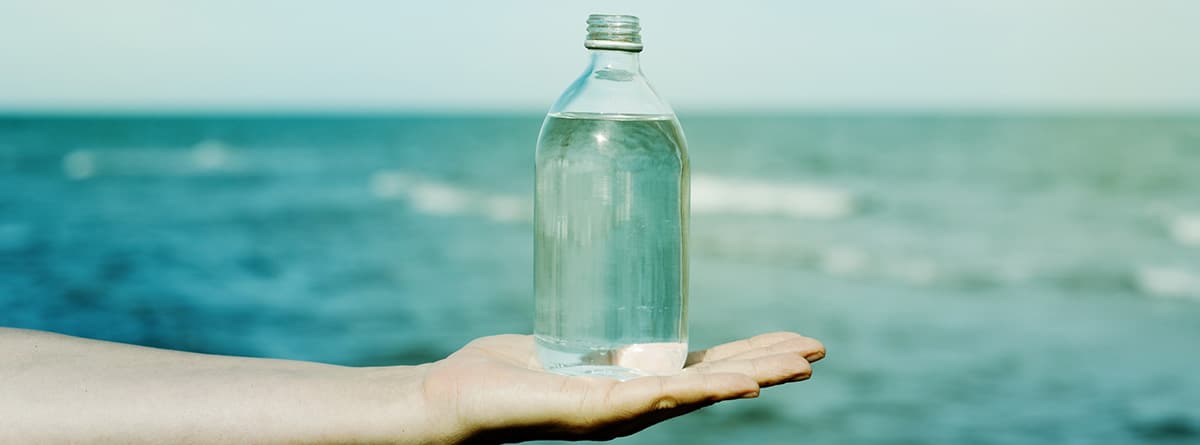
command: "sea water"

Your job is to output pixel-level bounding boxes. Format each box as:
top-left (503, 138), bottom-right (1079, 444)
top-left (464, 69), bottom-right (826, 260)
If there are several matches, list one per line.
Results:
top-left (534, 112), bottom-right (690, 379)
top-left (7, 115), bottom-right (1200, 443)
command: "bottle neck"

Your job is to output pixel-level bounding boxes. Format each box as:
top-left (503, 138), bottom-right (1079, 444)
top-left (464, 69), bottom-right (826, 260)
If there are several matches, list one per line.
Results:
top-left (547, 14), bottom-right (672, 116)
top-left (588, 49), bottom-right (641, 74)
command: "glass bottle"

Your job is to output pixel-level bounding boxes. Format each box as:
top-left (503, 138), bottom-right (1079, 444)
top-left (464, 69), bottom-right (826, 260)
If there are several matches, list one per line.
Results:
top-left (534, 14), bottom-right (690, 379)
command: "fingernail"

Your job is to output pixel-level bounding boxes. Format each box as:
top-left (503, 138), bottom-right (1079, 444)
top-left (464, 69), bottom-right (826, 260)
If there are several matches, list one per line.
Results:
top-left (738, 390), bottom-right (760, 399)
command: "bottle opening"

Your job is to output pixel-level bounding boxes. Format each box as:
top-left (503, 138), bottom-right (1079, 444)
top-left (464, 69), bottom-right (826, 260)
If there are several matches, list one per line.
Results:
top-left (585, 14), bottom-right (643, 52)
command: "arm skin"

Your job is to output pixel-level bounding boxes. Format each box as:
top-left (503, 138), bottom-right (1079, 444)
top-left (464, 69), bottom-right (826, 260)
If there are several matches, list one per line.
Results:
top-left (0, 328), bottom-right (825, 444)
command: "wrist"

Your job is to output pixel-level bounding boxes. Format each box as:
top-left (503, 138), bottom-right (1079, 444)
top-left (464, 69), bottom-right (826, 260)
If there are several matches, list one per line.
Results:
top-left (349, 363), bottom-right (461, 444)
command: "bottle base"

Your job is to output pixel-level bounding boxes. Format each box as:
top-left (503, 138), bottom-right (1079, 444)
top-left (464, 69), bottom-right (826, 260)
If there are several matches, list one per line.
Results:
top-left (536, 335), bottom-right (687, 379)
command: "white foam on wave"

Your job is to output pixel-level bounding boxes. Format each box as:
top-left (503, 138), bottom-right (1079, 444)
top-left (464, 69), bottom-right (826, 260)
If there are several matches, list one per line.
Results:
top-left (61, 141), bottom-right (240, 178)
top-left (368, 171), bottom-right (416, 198)
top-left (1135, 265), bottom-right (1200, 300)
top-left (369, 170), bottom-right (532, 223)
top-left (191, 140), bottom-right (231, 170)
top-left (886, 258), bottom-right (940, 285)
top-left (820, 245), bottom-right (869, 276)
top-left (62, 150), bottom-right (96, 180)
top-left (1168, 213), bottom-right (1200, 247)
top-left (692, 175), bottom-right (854, 220)
top-left (483, 196), bottom-right (528, 223)
top-left (370, 171), bottom-right (853, 224)
top-left (408, 183), bottom-right (472, 215)
top-left (815, 245), bottom-right (942, 286)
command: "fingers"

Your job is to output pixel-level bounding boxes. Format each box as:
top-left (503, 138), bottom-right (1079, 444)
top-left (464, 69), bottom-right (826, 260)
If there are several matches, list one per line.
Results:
top-left (686, 353), bottom-right (812, 388)
top-left (686, 332), bottom-right (822, 365)
top-left (721, 337), bottom-right (826, 364)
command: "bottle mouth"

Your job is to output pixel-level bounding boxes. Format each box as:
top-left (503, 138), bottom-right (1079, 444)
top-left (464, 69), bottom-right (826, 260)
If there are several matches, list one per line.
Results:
top-left (585, 14), bottom-right (643, 52)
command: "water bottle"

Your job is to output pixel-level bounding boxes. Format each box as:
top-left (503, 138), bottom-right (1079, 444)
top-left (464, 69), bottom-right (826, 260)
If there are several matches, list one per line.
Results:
top-left (534, 14), bottom-right (690, 379)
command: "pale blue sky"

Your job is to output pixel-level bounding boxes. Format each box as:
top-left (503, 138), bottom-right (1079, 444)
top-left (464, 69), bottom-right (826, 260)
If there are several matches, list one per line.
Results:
top-left (1, 0), bottom-right (1198, 112)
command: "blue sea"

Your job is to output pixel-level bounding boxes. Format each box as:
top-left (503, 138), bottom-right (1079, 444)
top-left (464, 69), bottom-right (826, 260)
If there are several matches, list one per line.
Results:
top-left (2, 114), bottom-right (1199, 444)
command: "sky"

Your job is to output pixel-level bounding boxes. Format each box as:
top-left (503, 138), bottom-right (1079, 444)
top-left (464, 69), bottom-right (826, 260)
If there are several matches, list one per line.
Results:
top-left (1, 0), bottom-right (1198, 113)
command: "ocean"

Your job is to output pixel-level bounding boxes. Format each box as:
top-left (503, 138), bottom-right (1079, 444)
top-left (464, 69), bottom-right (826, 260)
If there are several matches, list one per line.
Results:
top-left (1, 114), bottom-right (1199, 444)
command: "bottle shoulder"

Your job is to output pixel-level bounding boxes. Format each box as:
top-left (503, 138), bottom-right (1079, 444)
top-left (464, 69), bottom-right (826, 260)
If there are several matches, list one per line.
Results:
top-left (549, 67), bottom-right (676, 116)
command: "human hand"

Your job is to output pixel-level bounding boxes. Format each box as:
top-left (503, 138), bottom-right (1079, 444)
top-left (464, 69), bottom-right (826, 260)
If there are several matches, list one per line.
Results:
top-left (421, 332), bottom-right (825, 443)
top-left (0, 328), bottom-right (824, 444)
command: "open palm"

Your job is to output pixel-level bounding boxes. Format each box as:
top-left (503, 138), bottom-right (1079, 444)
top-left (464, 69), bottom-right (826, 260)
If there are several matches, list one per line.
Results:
top-left (422, 332), bottom-right (825, 443)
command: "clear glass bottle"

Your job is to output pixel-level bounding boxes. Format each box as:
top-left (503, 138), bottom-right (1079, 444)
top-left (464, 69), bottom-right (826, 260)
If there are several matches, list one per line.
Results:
top-left (534, 14), bottom-right (690, 379)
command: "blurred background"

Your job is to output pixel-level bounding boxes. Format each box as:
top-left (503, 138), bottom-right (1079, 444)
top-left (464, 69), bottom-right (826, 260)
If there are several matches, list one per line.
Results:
top-left (2, 1), bottom-right (1199, 443)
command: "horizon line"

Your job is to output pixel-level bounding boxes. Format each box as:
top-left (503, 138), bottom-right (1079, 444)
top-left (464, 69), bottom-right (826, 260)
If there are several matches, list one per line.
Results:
top-left (2, 106), bottom-right (1199, 119)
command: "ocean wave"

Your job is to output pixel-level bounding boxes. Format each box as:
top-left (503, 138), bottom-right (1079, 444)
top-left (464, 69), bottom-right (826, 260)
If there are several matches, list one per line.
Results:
top-left (1135, 266), bottom-right (1200, 301)
top-left (189, 140), bottom-right (233, 170)
top-left (62, 150), bottom-right (96, 179)
top-left (369, 170), bottom-right (532, 223)
top-left (369, 171), bottom-right (857, 223)
top-left (60, 140), bottom-right (238, 180)
top-left (691, 175), bottom-right (854, 220)
top-left (1168, 213), bottom-right (1200, 247)
top-left (817, 246), bottom-right (943, 286)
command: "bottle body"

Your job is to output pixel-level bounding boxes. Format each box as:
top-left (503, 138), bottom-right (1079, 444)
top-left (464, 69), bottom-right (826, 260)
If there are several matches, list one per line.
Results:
top-left (535, 15), bottom-right (689, 379)
top-left (535, 112), bottom-right (689, 379)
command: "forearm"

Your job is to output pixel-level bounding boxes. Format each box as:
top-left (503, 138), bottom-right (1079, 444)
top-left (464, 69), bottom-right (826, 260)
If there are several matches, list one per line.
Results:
top-left (0, 328), bottom-right (450, 444)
